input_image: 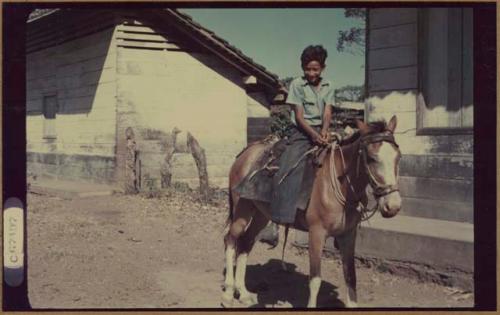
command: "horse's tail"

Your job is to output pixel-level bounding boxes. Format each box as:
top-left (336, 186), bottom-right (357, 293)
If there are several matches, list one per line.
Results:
top-left (281, 224), bottom-right (290, 271)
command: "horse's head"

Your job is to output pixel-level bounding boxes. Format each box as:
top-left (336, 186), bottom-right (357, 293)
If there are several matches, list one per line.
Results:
top-left (356, 115), bottom-right (402, 218)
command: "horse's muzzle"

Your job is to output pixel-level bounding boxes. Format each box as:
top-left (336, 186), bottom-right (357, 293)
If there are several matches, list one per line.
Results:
top-left (379, 191), bottom-right (401, 218)
top-left (380, 205), bottom-right (400, 218)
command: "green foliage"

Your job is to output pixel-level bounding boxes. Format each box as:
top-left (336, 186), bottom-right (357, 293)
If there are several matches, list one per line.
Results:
top-left (334, 85), bottom-right (366, 102)
top-left (336, 8), bottom-right (366, 56)
top-left (280, 77), bottom-right (295, 90)
top-left (344, 8), bottom-right (367, 19)
top-left (270, 107), bottom-right (293, 138)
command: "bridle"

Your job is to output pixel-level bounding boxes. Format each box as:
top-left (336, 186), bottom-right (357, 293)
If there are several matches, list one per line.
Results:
top-left (357, 130), bottom-right (400, 199)
top-left (329, 129), bottom-right (400, 220)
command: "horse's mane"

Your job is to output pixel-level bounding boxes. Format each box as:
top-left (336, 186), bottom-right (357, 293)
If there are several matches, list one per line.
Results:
top-left (340, 120), bottom-right (388, 146)
top-left (366, 120), bottom-right (388, 134)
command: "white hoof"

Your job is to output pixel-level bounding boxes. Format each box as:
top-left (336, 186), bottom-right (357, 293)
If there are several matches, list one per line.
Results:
top-left (238, 290), bottom-right (258, 306)
top-left (307, 277), bottom-right (321, 308)
top-left (346, 301), bottom-right (358, 308)
top-left (221, 290), bottom-right (234, 308)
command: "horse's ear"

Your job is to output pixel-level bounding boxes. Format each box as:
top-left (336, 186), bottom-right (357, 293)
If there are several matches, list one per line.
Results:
top-left (387, 115), bottom-right (397, 133)
top-left (355, 119), bottom-right (369, 135)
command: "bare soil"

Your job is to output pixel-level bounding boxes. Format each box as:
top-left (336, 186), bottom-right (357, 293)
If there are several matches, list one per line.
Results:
top-left (27, 188), bottom-right (473, 309)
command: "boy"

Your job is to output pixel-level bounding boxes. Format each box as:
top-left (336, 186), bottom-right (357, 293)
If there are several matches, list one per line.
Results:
top-left (270, 45), bottom-right (335, 224)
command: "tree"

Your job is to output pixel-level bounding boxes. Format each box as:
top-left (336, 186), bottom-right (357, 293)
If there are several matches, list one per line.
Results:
top-left (280, 76), bottom-right (294, 90)
top-left (334, 85), bottom-right (365, 103)
top-left (336, 8), bottom-right (366, 56)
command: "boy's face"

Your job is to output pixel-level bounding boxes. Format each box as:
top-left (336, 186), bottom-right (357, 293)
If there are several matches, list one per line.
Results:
top-left (302, 60), bottom-right (325, 85)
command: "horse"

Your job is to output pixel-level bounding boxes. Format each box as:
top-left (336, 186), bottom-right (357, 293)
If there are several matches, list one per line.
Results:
top-left (222, 115), bottom-right (402, 308)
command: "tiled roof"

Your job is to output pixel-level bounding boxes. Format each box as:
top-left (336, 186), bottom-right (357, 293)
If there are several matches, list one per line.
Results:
top-left (27, 8), bottom-right (59, 22)
top-left (27, 8), bottom-right (283, 90)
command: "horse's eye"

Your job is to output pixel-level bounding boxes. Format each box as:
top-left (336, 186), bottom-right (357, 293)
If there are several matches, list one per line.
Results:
top-left (367, 156), bottom-right (376, 163)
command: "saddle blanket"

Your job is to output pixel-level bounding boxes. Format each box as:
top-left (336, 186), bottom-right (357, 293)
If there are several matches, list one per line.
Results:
top-left (232, 136), bottom-right (318, 212)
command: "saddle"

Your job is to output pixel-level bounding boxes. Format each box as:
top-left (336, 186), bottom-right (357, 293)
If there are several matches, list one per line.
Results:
top-left (233, 129), bottom-right (356, 210)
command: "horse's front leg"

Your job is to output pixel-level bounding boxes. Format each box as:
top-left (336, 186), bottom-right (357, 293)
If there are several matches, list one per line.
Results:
top-left (336, 228), bottom-right (358, 308)
top-left (307, 224), bottom-right (326, 308)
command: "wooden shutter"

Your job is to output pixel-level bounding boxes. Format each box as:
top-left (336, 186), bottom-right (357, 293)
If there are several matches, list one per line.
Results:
top-left (461, 9), bottom-right (473, 127)
top-left (419, 8), bottom-right (473, 132)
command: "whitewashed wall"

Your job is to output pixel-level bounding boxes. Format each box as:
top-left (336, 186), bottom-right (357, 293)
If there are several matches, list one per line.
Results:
top-left (115, 26), bottom-right (248, 188)
top-left (247, 92), bottom-right (270, 118)
top-left (26, 12), bottom-right (273, 189)
top-left (26, 27), bottom-right (118, 183)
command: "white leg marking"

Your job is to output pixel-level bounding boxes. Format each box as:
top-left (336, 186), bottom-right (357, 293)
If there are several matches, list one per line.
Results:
top-left (307, 276), bottom-right (322, 308)
top-left (235, 253), bottom-right (257, 305)
top-left (346, 287), bottom-right (358, 308)
top-left (225, 245), bottom-right (235, 288)
top-left (222, 245), bottom-right (235, 307)
top-left (234, 253), bottom-right (247, 290)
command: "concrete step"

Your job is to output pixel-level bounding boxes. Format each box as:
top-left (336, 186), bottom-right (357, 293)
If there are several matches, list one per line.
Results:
top-left (29, 178), bottom-right (118, 199)
top-left (294, 214), bottom-right (473, 288)
top-left (366, 188), bottom-right (473, 224)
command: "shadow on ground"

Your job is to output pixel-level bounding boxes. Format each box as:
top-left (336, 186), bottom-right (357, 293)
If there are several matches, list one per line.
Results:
top-left (242, 259), bottom-right (345, 308)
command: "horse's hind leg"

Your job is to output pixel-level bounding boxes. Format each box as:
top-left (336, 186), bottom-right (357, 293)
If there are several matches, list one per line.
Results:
top-left (234, 208), bottom-right (269, 306)
top-left (336, 228), bottom-right (358, 307)
top-left (222, 199), bottom-right (256, 307)
top-left (307, 224), bottom-right (327, 308)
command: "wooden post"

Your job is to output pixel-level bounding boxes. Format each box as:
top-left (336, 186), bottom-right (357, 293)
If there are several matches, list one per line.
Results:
top-left (160, 149), bottom-right (174, 189)
top-left (160, 127), bottom-right (181, 188)
top-left (125, 127), bottom-right (138, 194)
top-left (187, 132), bottom-right (209, 202)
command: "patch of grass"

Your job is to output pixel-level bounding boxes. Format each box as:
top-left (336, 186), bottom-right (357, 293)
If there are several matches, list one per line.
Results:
top-left (142, 174), bottom-right (160, 198)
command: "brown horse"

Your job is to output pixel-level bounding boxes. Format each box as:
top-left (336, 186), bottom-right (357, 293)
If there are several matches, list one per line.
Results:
top-left (223, 116), bottom-right (402, 308)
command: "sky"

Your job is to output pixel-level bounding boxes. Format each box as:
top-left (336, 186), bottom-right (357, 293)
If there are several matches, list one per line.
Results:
top-left (180, 8), bottom-right (365, 89)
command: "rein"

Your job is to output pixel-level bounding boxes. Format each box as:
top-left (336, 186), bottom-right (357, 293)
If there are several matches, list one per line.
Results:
top-left (329, 142), bottom-right (377, 221)
top-left (329, 130), bottom-right (399, 221)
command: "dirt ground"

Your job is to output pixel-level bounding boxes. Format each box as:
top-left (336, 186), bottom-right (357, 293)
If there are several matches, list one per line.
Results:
top-left (27, 187), bottom-right (474, 309)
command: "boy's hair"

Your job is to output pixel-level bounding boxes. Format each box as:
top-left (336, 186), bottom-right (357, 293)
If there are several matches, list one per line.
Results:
top-left (301, 45), bottom-right (328, 68)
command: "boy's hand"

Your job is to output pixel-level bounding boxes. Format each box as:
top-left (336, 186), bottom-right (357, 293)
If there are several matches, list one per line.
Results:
top-left (320, 129), bottom-right (331, 143)
top-left (312, 132), bottom-right (328, 146)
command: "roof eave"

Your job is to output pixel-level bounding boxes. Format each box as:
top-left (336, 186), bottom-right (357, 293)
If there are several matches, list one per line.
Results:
top-left (160, 9), bottom-right (281, 91)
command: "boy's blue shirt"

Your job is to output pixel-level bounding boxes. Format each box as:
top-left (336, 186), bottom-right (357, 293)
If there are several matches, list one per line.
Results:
top-left (287, 76), bottom-right (335, 127)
